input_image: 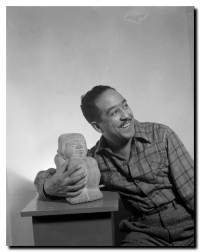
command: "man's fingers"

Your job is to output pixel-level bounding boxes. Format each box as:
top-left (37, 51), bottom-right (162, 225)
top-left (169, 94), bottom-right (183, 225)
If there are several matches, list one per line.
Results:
top-left (66, 189), bottom-right (83, 198)
top-left (67, 180), bottom-right (86, 192)
top-left (66, 164), bottom-right (82, 177)
top-left (67, 172), bottom-right (86, 186)
top-left (59, 159), bottom-right (69, 173)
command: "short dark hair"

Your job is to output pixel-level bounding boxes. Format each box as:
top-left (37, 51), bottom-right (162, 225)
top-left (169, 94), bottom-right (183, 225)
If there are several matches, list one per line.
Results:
top-left (80, 85), bottom-right (115, 124)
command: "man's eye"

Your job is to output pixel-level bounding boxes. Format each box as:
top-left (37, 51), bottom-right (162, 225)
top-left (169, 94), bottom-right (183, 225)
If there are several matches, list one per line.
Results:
top-left (111, 110), bottom-right (117, 116)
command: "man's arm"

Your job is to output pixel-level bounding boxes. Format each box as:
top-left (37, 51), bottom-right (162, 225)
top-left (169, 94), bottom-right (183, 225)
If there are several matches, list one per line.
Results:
top-left (34, 168), bottom-right (57, 198)
top-left (34, 159), bottom-right (87, 198)
top-left (166, 128), bottom-right (194, 212)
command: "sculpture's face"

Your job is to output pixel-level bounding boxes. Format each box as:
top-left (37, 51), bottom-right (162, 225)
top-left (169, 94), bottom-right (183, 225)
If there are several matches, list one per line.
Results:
top-left (64, 135), bottom-right (87, 159)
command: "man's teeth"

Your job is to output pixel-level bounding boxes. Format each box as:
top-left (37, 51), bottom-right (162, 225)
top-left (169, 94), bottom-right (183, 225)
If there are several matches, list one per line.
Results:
top-left (121, 122), bottom-right (130, 128)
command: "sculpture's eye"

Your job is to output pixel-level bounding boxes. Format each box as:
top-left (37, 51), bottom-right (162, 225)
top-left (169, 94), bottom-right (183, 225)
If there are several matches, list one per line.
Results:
top-left (76, 143), bottom-right (83, 149)
top-left (66, 143), bottom-right (76, 148)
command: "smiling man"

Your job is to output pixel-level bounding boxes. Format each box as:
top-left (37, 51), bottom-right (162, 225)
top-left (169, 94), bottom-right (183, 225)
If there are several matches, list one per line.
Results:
top-left (90, 88), bottom-right (135, 160)
top-left (34, 85), bottom-right (194, 246)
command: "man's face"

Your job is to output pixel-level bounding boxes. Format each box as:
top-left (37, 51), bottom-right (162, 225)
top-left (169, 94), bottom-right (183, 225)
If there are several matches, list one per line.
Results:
top-left (95, 89), bottom-right (135, 144)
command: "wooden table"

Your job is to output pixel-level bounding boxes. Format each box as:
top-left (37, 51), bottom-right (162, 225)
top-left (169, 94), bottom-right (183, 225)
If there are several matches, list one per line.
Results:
top-left (21, 191), bottom-right (119, 246)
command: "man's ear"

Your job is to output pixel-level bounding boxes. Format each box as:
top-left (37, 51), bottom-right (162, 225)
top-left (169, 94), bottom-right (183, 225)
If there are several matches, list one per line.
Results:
top-left (91, 122), bottom-right (104, 133)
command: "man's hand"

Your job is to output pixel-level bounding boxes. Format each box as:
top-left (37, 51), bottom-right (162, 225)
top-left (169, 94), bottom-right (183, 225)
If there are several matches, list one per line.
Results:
top-left (44, 159), bottom-right (87, 198)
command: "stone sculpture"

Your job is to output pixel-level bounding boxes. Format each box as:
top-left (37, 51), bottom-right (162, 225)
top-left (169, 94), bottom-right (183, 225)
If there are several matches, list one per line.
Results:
top-left (54, 133), bottom-right (103, 204)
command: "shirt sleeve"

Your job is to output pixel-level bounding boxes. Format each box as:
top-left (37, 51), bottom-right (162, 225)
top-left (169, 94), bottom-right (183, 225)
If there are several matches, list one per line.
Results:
top-left (166, 128), bottom-right (194, 212)
top-left (34, 168), bottom-right (57, 198)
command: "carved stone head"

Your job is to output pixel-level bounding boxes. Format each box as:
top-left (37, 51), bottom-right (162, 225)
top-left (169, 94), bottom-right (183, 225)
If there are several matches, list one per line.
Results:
top-left (57, 133), bottom-right (87, 160)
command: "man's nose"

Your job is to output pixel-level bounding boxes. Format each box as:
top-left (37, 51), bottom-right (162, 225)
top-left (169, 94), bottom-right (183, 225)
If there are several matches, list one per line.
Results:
top-left (120, 109), bottom-right (129, 120)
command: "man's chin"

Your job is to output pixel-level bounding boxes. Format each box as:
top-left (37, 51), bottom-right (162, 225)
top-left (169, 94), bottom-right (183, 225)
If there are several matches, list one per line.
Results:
top-left (120, 129), bottom-right (135, 140)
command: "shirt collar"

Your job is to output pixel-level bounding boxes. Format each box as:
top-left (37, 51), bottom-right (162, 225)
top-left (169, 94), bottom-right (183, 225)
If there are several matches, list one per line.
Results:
top-left (94, 119), bottom-right (151, 154)
top-left (133, 119), bottom-right (151, 143)
top-left (94, 135), bottom-right (111, 154)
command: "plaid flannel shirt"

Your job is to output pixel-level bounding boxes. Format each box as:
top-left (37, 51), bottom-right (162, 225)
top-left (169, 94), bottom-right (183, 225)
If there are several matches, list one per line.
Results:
top-left (34, 120), bottom-right (194, 214)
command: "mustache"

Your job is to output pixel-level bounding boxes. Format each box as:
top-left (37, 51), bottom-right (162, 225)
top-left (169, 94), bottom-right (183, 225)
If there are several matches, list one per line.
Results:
top-left (119, 118), bottom-right (132, 127)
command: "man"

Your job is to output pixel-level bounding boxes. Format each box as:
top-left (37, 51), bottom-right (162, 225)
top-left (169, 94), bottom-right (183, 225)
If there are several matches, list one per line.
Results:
top-left (34, 85), bottom-right (194, 246)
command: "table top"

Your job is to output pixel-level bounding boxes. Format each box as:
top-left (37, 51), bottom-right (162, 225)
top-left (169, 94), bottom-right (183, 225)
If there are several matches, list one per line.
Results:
top-left (21, 191), bottom-right (119, 217)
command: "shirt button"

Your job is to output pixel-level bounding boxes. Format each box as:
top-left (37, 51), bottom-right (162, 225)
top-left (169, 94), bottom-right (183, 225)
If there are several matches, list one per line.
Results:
top-left (135, 180), bottom-right (140, 184)
top-left (123, 160), bottom-right (128, 166)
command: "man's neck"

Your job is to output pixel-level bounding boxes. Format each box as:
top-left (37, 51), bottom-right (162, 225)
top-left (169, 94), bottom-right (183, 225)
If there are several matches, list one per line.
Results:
top-left (106, 137), bottom-right (133, 161)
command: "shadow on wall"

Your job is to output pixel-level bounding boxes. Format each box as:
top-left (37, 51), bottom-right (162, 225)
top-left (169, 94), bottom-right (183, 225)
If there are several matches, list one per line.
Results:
top-left (7, 169), bottom-right (37, 246)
